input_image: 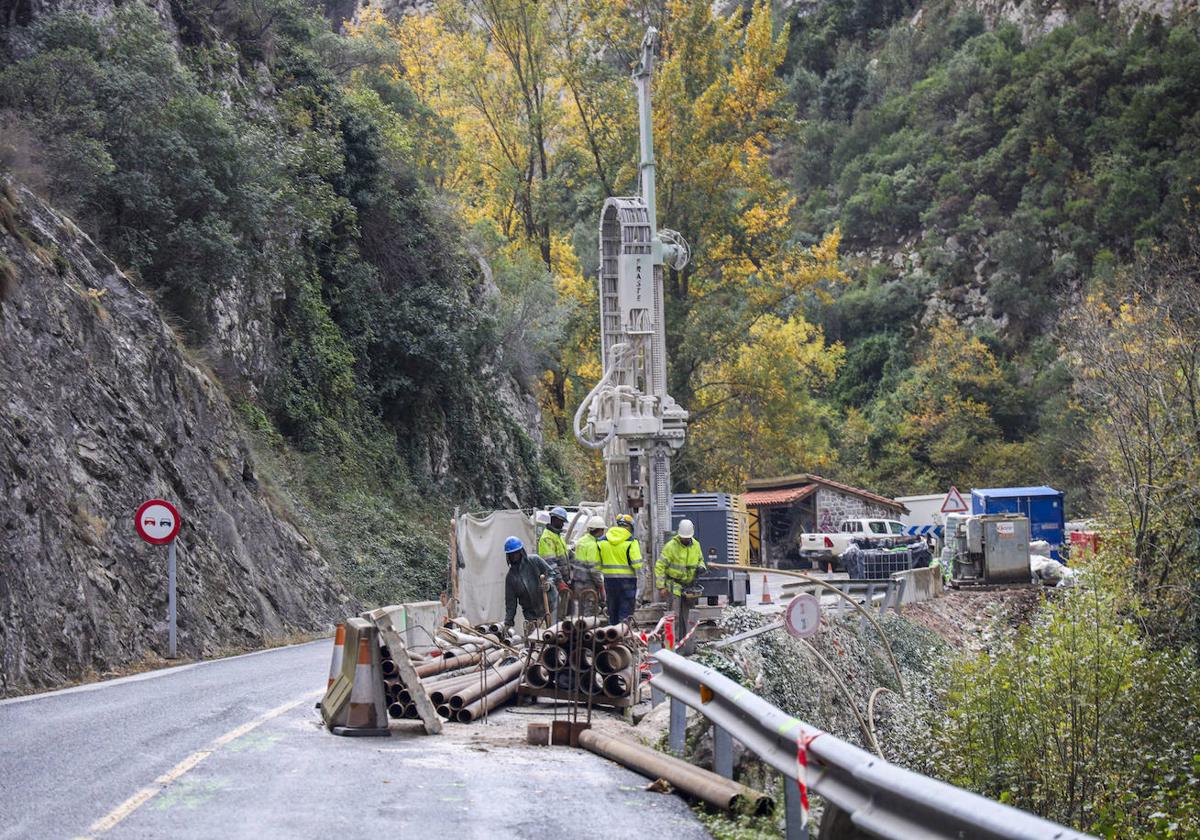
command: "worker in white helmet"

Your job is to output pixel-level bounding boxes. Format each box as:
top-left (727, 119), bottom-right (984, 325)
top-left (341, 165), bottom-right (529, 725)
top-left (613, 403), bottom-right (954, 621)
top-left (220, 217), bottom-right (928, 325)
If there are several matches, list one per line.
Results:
top-left (571, 515), bottom-right (608, 614)
top-left (657, 519), bottom-right (706, 652)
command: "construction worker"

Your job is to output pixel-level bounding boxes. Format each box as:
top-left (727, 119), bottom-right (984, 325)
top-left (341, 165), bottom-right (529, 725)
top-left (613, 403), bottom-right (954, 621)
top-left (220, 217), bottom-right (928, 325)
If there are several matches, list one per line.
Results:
top-left (539, 506), bottom-right (572, 618)
top-left (502, 536), bottom-right (560, 634)
top-left (657, 519), bottom-right (706, 651)
top-left (599, 513), bottom-right (642, 625)
top-left (572, 516), bottom-right (608, 614)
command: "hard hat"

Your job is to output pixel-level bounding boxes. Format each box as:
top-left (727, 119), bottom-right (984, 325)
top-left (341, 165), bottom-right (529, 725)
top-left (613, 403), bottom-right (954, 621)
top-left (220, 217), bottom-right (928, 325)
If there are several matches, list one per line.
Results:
top-left (587, 515), bottom-right (606, 531)
top-left (534, 510), bottom-right (550, 526)
top-left (678, 519), bottom-right (695, 539)
top-left (503, 536), bottom-right (524, 554)
top-left (550, 506), bottom-right (568, 520)
top-left (616, 513), bottom-right (634, 529)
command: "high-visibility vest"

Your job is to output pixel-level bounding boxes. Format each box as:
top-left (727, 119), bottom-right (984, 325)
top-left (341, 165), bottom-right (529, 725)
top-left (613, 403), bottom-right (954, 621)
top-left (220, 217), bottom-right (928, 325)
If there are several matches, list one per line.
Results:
top-left (598, 527), bottom-right (642, 577)
top-left (539, 528), bottom-right (567, 563)
top-left (575, 533), bottom-right (602, 569)
top-left (657, 536), bottom-right (704, 595)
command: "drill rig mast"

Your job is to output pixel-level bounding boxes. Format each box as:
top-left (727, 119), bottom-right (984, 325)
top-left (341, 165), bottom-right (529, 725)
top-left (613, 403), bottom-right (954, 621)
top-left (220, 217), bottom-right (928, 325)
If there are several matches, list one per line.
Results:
top-left (573, 28), bottom-right (690, 601)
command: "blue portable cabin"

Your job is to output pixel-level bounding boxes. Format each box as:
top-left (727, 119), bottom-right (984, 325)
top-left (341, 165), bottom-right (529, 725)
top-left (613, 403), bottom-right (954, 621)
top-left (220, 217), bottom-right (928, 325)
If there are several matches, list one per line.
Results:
top-left (971, 486), bottom-right (1065, 560)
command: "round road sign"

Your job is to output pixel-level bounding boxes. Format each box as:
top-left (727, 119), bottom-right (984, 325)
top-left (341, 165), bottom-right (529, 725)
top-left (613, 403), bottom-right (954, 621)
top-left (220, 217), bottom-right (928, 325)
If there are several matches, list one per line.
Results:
top-left (784, 593), bottom-right (821, 639)
top-left (135, 499), bottom-right (180, 545)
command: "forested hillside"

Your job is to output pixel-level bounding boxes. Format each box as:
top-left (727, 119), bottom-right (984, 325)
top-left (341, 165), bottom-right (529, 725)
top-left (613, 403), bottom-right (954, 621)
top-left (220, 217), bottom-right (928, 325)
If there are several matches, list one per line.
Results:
top-left (1, 0), bottom-right (572, 612)
top-left (782, 0), bottom-right (1200, 502)
top-left (3, 0), bottom-right (1199, 682)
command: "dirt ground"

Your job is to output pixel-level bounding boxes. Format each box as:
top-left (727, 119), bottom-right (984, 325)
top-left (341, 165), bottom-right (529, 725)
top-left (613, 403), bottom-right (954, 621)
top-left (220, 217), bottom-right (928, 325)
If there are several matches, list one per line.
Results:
top-left (902, 585), bottom-right (1047, 650)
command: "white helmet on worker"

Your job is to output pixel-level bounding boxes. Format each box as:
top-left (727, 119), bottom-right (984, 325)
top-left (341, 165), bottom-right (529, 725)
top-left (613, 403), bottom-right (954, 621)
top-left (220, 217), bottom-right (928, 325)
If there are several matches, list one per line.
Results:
top-left (534, 510), bottom-right (550, 526)
top-left (678, 519), bottom-right (695, 539)
top-left (587, 515), bottom-right (606, 532)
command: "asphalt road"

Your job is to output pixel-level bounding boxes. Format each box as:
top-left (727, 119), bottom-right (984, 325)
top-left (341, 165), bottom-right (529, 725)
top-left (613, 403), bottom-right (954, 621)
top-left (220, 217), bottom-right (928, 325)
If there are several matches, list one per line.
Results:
top-left (0, 640), bottom-right (710, 840)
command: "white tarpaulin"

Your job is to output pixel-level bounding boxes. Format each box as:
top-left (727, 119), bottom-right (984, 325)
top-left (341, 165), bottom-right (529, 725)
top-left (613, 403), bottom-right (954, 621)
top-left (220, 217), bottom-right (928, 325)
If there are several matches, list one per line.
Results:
top-left (456, 510), bottom-right (535, 625)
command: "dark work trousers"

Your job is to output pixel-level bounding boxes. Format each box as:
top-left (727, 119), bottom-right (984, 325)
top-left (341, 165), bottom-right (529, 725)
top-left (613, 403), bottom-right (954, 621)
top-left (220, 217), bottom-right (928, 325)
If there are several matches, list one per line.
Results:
top-left (672, 593), bottom-right (695, 655)
top-left (604, 577), bottom-right (637, 625)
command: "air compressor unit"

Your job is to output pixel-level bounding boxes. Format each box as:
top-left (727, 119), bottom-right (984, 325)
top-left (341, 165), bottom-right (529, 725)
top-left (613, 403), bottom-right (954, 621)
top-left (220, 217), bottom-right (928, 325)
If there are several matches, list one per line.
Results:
top-left (943, 513), bottom-right (1032, 586)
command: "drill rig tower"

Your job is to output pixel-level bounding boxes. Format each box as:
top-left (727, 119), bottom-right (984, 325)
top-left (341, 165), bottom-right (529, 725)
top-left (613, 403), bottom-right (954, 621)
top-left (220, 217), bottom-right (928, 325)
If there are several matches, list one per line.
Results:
top-left (574, 28), bottom-right (690, 599)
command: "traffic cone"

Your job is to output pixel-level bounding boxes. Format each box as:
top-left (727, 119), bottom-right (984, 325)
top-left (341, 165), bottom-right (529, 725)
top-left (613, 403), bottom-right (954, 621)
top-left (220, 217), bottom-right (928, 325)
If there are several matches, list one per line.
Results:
top-left (332, 635), bottom-right (390, 737)
top-left (326, 623), bottom-right (345, 690)
top-left (760, 574), bottom-right (773, 605)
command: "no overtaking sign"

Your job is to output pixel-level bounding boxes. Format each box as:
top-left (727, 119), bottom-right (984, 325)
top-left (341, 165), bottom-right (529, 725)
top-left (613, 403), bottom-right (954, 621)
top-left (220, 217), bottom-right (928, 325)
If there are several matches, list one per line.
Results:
top-left (135, 499), bottom-right (180, 545)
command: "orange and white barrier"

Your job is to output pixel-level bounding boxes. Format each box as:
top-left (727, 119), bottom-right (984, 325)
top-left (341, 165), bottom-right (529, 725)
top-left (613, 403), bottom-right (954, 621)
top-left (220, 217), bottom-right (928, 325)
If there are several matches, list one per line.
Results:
top-left (327, 623), bottom-right (345, 689)
top-left (347, 636), bottom-right (378, 728)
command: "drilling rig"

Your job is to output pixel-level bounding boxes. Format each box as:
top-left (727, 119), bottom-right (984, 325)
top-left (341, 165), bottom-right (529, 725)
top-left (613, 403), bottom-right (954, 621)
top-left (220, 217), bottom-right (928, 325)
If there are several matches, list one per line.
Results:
top-left (574, 28), bottom-right (690, 602)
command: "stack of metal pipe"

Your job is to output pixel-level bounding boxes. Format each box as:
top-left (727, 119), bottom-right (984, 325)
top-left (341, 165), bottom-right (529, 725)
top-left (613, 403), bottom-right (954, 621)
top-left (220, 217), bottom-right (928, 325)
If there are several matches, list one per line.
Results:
top-left (519, 618), bottom-right (641, 707)
top-left (379, 624), bottom-right (524, 723)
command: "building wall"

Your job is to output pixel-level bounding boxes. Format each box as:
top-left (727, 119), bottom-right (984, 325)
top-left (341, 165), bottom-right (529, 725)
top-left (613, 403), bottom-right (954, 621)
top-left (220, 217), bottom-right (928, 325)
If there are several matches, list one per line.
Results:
top-left (895, 495), bottom-right (947, 527)
top-left (814, 488), bottom-right (898, 532)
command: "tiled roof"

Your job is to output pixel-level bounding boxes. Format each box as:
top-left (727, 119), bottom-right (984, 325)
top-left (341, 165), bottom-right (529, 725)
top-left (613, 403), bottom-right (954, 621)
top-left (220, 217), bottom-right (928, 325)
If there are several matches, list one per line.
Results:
top-left (741, 484), bottom-right (817, 507)
top-left (742, 473), bottom-right (906, 512)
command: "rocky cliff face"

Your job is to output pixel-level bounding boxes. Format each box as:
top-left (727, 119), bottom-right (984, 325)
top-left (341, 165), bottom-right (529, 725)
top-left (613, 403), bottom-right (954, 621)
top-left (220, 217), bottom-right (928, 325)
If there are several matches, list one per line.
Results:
top-left (0, 183), bottom-right (351, 694)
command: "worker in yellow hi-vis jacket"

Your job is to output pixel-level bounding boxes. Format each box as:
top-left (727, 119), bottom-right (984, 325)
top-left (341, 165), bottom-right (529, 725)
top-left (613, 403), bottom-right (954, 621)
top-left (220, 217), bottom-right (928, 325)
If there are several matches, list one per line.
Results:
top-left (598, 514), bottom-right (641, 625)
top-left (656, 519), bottom-right (705, 651)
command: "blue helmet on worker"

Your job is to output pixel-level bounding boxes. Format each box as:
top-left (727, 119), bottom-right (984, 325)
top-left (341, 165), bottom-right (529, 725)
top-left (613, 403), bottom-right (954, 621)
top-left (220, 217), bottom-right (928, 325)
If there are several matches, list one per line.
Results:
top-left (504, 536), bottom-right (524, 554)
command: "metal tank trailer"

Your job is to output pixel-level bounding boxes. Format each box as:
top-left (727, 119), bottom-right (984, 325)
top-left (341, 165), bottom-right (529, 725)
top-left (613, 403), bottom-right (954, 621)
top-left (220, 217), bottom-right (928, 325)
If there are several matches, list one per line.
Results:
top-left (942, 513), bottom-right (1034, 586)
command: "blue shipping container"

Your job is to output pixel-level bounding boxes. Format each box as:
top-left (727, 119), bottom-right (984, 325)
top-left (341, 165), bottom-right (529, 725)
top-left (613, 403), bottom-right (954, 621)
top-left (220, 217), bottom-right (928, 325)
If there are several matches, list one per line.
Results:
top-left (971, 486), bottom-right (1065, 560)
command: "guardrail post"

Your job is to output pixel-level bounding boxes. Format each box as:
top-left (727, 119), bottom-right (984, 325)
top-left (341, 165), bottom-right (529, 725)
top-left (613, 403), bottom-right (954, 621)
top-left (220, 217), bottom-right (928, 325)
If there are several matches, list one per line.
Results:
top-left (668, 697), bottom-right (686, 756)
top-left (713, 724), bottom-right (733, 779)
top-left (784, 775), bottom-right (808, 840)
top-left (649, 639), bottom-right (664, 707)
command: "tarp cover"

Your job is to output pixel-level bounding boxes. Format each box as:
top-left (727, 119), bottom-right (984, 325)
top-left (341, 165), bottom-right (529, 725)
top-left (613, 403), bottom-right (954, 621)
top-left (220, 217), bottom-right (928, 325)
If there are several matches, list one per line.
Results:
top-left (456, 510), bottom-right (535, 624)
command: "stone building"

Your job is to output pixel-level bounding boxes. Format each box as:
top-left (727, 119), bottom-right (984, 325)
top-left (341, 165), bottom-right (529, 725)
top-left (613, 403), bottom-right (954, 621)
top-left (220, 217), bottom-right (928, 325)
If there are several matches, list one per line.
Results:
top-left (741, 473), bottom-right (907, 568)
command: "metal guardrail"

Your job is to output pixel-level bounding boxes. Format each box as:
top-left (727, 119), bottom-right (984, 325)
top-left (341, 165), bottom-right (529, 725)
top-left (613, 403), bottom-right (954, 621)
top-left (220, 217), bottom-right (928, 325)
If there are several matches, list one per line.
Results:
top-left (781, 578), bottom-right (905, 616)
top-left (651, 647), bottom-right (1093, 840)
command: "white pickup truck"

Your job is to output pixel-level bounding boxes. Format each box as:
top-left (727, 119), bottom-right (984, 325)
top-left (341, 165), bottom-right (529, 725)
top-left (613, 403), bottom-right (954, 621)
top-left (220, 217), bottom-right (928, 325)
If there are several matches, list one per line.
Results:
top-left (799, 518), bottom-right (907, 562)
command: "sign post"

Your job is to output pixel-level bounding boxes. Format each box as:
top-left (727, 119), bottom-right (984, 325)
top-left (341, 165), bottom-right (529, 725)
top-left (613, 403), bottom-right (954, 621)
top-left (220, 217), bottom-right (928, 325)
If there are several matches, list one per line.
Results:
top-left (135, 499), bottom-right (182, 659)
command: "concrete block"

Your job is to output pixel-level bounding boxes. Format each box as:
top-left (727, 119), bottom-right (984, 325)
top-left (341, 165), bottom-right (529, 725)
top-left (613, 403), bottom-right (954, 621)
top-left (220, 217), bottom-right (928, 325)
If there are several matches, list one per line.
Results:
top-left (890, 567), bottom-right (941, 605)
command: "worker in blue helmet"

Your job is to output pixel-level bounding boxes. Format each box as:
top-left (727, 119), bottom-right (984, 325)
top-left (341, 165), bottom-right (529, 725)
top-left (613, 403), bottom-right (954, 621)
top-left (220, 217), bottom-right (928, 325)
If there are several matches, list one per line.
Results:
top-left (538, 506), bottom-right (572, 618)
top-left (503, 536), bottom-right (560, 632)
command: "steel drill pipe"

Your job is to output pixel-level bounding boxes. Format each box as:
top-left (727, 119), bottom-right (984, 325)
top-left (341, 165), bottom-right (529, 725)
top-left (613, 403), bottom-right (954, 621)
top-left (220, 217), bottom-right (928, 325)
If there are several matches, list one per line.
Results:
top-left (596, 645), bottom-right (633, 675)
top-left (541, 645), bottom-right (569, 672)
top-left (573, 616), bottom-right (605, 633)
top-left (428, 672), bottom-right (488, 705)
top-left (449, 661), bottom-right (525, 710)
top-left (421, 649), bottom-right (504, 684)
top-left (569, 647), bottom-right (596, 672)
top-left (580, 670), bottom-right (605, 696)
top-left (602, 671), bottom-right (632, 698)
top-left (387, 701), bottom-right (406, 719)
top-left (436, 704), bottom-right (452, 719)
top-left (576, 730), bottom-right (773, 816)
top-left (414, 649), bottom-right (489, 678)
top-left (396, 688), bottom-right (412, 706)
top-left (525, 663), bottom-right (551, 688)
top-left (456, 675), bottom-right (521, 723)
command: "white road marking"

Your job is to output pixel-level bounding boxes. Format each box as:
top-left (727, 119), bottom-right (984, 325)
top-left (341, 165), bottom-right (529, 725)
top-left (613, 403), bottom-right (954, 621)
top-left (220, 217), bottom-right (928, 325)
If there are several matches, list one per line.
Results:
top-left (72, 689), bottom-right (322, 839)
top-left (0, 639), bottom-right (328, 707)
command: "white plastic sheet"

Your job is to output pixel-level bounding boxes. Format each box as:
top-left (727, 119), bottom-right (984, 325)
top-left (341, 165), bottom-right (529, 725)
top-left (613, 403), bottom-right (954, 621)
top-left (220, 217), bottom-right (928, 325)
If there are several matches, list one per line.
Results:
top-left (456, 510), bottom-right (535, 624)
